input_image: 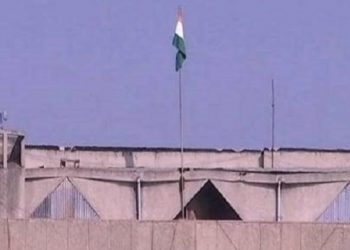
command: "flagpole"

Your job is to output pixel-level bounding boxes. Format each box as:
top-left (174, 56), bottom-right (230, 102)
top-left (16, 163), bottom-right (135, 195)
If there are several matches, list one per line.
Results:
top-left (271, 78), bottom-right (275, 168)
top-left (179, 68), bottom-right (185, 219)
top-left (173, 5), bottom-right (186, 219)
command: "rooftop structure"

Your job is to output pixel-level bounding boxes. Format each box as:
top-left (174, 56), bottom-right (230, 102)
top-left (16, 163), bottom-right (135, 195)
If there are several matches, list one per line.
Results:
top-left (1, 129), bottom-right (350, 223)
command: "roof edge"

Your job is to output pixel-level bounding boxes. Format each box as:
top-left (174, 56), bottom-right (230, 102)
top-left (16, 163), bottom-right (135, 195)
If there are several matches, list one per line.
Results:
top-left (25, 145), bottom-right (350, 154)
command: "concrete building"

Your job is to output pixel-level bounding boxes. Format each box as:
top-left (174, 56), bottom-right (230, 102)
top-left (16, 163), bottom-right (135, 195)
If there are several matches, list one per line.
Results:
top-left (2, 128), bottom-right (350, 249)
top-left (1, 128), bottom-right (350, 222)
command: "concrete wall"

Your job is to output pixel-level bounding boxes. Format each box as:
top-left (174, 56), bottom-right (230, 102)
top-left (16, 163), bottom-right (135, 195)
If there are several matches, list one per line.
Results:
top-left (25, 146), bottom-right (350, 170)
top-left (25, 147), bottom-right (261, 169)
top-left (264, 150), bottom-right (350, 169)
top-left (0, 168), bottom-right (25, 219)
top-left (0, 220), bottom-right (350, 250)
top-left (22, 168), bottom-right (350, 222)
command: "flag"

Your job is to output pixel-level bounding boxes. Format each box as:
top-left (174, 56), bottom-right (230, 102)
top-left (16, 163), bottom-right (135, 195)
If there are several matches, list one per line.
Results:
top-left (172, 8), bottom-right (186, 71)
top-left (0, 111), bottom-right (7, 124)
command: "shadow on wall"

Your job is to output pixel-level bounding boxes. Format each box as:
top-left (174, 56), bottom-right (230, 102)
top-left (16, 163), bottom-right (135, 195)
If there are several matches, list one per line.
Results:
top-left (123, 152), bottom-right (135, 168)
top-left (175, 181), bottom-right (242, 220)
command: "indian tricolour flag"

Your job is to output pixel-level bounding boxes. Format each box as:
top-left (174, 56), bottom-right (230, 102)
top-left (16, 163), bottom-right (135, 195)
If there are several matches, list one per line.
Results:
top-left (172, 8), bottom-right (186, 71)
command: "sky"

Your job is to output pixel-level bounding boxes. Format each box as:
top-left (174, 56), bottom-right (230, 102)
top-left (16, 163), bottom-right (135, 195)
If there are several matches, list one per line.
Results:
top-left (1, 0), bottom-right (350, 149)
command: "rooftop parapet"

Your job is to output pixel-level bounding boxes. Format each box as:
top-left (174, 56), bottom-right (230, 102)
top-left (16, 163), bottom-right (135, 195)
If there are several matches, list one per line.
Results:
top-left (0, 129), bottom-right (25, 168)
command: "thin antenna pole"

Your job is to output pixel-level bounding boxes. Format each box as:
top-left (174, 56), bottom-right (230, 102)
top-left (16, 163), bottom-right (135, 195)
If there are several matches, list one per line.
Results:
top-left (178, 69), bottom-right (185, 219)
top-left (271, 79), bottom-right (275, 168)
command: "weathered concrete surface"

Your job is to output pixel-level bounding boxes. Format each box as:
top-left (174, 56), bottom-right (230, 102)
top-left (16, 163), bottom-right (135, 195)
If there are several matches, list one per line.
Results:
top-left (25, 147), bottom-right (261, 169)
top-left (0, 219), bottom-right (8, 250)
top-left (173, 221), bottom-right (196, 250)
top-left (152, 221), bottom-right (176, 250)
top-left (261, 223), bottom-right (281, 250)
top-left (109, 220), bottom-right (132, 250)
top-left (7, 220), bottom-right (26, 250)
top-left (212, 181), bottom-right (276, 221)
top-left (196, 221), bottom-right (216, 250)
top-left (281, 223), bottom-right (301, 250)
top-left (3, 163), bottom-right (350, 223)
top-left (17, 167), bottom-right (350, 222)
top-left (26, 220), bottom-right (46, 250)
top-left (25, 145), bottom-right (350, 169)
top-left (70, 177), bottom-right (136, 220)
top-left (300, 223), bottom-right (323, 250)
top-left (216, 222), bottom-right (240, 250)
top-left (282, 182), bottom-right (348, 221)
top-left (68, 220), bottom-right (89, 250)
top-left (343, 225), bottom-right (350, 250)
top-left (89, 220), bottom-right (109, 250)
top-left (2, 220), bottom-right (350, 250)
top-left (25, 177), bottom-right (64, 217)
top-left (321, 224), bottom-right (343, 250)
top-left (267, 150), bottom-right (350, 169)
top-left (0, 168), bottom-right (25, 219)
top-left (132, 221), bottom-right (153, 250)
top-left (47, 220), bottom-right (68, 250)
top-left (142, 180), bottom-right (206, 220)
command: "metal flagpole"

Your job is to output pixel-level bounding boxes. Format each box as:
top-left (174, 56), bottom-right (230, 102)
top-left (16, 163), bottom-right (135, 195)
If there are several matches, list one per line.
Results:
top-left (174, 5), bottom-right (185, 219)
top-left (271, 79), bottom-right (275, 168)
top-left (179, 68), bottom-right (185, 219)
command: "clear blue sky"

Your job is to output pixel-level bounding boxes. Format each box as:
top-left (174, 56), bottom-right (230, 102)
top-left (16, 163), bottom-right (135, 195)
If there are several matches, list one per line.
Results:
top-left (1, 0), bottom-right (350, 149)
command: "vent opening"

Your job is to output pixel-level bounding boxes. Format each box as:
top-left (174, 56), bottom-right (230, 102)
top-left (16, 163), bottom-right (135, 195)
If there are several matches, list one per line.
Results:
top-left (175, 181), bottom-right (241, 220)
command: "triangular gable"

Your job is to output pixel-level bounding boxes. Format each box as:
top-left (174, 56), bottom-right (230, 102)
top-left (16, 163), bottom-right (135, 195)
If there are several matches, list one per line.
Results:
top-left (31, 178), bottom-right (99, 219)
top-left (26, 177), bottom-right (65, 217)
top-left (318, 183), bottom-right (350, 222)
top-left (175, 180), bottom-right (241, 220)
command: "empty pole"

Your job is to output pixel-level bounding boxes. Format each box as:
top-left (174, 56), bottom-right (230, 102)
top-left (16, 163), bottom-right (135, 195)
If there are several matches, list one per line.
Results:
top-left (271, 79), bottom-right (275, 168)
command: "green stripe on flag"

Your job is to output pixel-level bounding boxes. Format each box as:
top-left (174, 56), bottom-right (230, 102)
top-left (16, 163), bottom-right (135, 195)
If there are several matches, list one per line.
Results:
top-left (172, 33), bottom-right (186, 71)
